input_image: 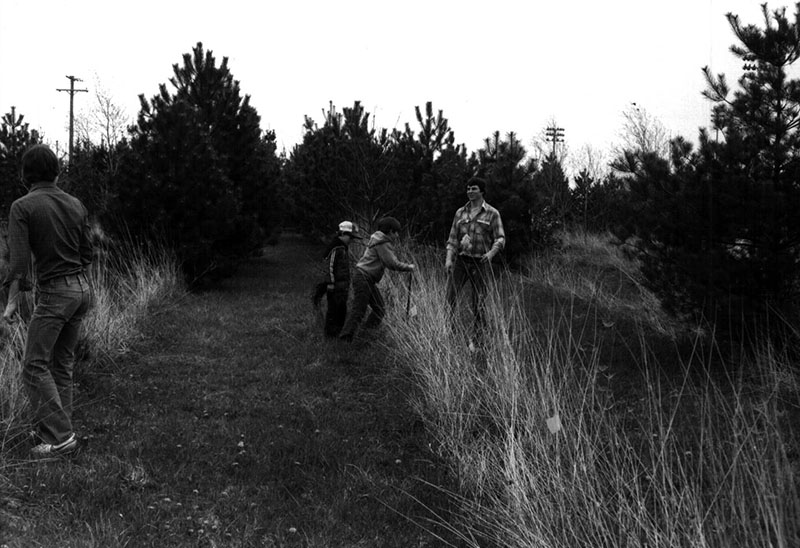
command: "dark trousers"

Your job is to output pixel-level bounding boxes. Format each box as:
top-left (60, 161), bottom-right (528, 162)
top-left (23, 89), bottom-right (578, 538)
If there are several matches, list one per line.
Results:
top-left (446, 255), bottom-right (493, 330)
top-left (325, 290), bottom-right (348, 337)
top-left (339, 270), bottom-right (384, 338)
top-left (24, 273), bottom-right (92, 445)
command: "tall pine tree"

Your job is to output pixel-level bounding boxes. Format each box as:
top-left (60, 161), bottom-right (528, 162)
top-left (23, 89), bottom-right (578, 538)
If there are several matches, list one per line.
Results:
top-left (389, 102), bottom-right (469, 243)
top-left (622, 4), bottom-right (800, 336)
top-left (112, 43), bottom-right (280, 282)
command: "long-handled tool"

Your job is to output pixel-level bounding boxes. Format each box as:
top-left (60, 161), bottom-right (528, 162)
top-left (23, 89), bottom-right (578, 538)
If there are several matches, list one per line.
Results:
top-left (405, 272), bottom-right (414, 320)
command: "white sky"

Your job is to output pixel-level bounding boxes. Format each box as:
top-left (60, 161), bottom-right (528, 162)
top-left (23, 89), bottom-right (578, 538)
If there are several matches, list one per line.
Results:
top-left (0, 0), bottom-right (774, 161)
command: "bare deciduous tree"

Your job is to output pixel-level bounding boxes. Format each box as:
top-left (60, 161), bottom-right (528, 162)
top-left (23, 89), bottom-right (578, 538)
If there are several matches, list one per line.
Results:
top-left (569, 143), bottom-right (610, 182)
top-left (75, 77), bottom-right (129, 148)
top-left (614, 103), bottom-right (671, 159)
top-left (610, 104), bottom-right (672, 176)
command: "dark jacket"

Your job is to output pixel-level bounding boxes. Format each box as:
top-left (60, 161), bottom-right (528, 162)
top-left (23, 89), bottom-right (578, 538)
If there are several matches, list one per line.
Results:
top-left (322, 236), bottom-right (351, 292)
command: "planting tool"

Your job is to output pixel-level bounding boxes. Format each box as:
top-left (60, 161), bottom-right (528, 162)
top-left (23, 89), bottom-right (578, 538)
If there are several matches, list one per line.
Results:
top-left (405, 272), bottom-right (417, 320)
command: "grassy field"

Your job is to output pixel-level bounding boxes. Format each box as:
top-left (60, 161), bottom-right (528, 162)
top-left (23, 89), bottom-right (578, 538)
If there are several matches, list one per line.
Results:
top-left (384, 230), bottom-right (800, 548)
top-left (0, 235), bottom-right (465, 547)
top-left (1, 229), bottom-right (798, 547)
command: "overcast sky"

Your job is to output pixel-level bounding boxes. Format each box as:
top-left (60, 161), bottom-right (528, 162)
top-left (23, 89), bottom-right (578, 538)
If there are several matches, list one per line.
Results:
top-left (0, 0), bottom-right (777, 162)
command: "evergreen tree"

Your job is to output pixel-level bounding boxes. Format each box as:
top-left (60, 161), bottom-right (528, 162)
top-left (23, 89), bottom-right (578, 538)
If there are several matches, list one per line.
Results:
top-left (111, 42), bottom-right (280, 282)
top-left (570, 171), bottom-right (630, 233)
top-left (476, 131), bottom-right (538, 260)
top-left (0, 109), bottom-right (42, 214)
top-left (63, 137), bottom-right (128, 218)
top-left (571, 169), bottom-right (595, 230)
top-left (281, 101), bottom-right (397, 236)
top-left (389, 102), bottom-right (469, 243)
top-left (622, 4), bottom-right (800, 334)
top-left (529, 153), bottom-right (570, 250)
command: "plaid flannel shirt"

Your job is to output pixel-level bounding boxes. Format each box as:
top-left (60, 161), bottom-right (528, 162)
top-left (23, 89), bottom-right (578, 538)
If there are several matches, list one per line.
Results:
top-left (446, 201), bottom-right (505, 258)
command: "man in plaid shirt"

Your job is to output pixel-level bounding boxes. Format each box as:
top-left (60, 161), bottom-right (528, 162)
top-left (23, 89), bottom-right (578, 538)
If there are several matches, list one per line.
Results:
top-left (445, 177), bottom-right (505, 332)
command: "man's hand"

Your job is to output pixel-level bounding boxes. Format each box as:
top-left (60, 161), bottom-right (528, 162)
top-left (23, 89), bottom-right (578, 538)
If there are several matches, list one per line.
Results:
top-left (3, 280), bottom-right (20, 324)
top-left (480, 251), bottom-right (495, 263)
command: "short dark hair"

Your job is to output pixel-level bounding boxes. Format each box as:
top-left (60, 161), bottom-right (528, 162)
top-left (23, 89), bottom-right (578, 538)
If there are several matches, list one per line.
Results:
top-left (21, 145), bottom-right (59, 185)
top-left (467, 177), bottom-right (486, 194)
top-left (376, 216), bottom-right (401, 234)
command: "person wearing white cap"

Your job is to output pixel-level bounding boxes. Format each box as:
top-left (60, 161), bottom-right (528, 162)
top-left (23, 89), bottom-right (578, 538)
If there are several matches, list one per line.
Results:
top-left (313, 220), bottom-right (361, 337)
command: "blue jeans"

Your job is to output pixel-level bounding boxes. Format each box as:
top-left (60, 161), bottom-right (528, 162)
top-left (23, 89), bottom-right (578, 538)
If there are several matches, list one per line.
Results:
top-left (23, 273), bottom-right (91, 444)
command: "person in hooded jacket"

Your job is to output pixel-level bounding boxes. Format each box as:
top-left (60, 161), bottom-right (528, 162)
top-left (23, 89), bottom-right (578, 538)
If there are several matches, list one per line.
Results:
top-left (338, 217), bottom-right (415, 342)
top-left (315, 221), bottom-right (361, 337)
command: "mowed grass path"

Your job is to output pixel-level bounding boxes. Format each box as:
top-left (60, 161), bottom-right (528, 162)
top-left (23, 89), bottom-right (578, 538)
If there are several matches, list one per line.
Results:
top-left (1, 234), bottom-right (463, 547)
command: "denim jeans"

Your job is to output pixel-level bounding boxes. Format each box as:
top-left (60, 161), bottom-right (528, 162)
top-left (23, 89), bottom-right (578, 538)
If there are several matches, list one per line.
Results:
top-left (446, 255), bottom-right (493, 330)
top-left (23, 273), bottom-right (91, 445)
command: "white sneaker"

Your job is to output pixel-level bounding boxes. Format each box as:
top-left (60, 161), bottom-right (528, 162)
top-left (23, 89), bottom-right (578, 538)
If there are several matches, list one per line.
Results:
top-left (31, 432), bottom-right (78, 456)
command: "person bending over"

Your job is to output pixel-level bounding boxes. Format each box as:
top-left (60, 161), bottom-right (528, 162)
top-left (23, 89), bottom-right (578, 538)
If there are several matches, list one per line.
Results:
top-left (339, 217), bottom-right (414, 342)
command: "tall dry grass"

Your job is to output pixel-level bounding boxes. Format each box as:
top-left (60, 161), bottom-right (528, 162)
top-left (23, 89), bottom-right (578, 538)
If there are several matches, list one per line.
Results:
top-left (381, 230), bottom-right (799, 548)
top-left (524, 230), bottom-right (681, 337)
top-left (0, 238), bottom-right (184, 430)
top-left (82, 240), bottom-right (184, 364)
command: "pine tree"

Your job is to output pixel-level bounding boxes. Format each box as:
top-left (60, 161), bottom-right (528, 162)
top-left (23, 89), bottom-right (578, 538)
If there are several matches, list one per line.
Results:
top-left (0, 109), bottom-right (42, 213)
top-left (389, 102), bottom-right (469, 243)
top-left (476, 131), bottom-right (538, 259)
top-left (112, 43), bottom-right (280, 282)
top-left (623, 4), bottom-right (800, 335)
top-left (281, 101), bottom-right (398, 236)
top-left (703, 4), bottom-right (800, 316)
top-left (529, 153), bottom-right (569, 250)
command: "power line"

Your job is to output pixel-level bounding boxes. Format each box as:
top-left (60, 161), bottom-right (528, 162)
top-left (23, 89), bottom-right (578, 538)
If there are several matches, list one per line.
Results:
top-left (56, 75), bottom-right (87, 168)
top-left (545, 126), bottom-right (564, 157)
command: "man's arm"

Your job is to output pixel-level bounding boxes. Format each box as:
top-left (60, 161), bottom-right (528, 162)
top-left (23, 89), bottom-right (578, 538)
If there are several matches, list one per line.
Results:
top-left (5, 202), bottom-right (32, 291)
top-left (376, 243), bottom-right (414, 272)
top-left (3, 280), bottom-right (20, 323)
top-left (445, 210), bottom-right (461, 272)
top-left (481, 209), bottom-right (506, 263)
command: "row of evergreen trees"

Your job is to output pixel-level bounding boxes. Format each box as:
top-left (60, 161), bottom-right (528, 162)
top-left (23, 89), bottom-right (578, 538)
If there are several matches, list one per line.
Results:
top-left (1, 4), bottom-right (798, 337)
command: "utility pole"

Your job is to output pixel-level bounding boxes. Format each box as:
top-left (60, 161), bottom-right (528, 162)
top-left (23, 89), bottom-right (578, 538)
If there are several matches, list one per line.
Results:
top-left (545, 126), bottom-right (564, 157)
top-left (711, 113), bottom-right (719, 143)
top-left (57, 75), bottom-right (87, 168)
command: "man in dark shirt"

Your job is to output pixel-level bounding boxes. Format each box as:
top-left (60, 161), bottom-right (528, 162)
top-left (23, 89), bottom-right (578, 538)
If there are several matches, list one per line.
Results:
top-left (3, 144), bottom-right (93, 456)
